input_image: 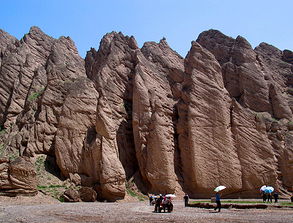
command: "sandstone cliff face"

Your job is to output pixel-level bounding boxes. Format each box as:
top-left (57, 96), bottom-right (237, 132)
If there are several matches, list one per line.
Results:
top-left (197, 30), bottom-right (293, 195)
top-left (133, 39), bottom-right (184, 193)
top-left (0, 157), bottom-right (37, 196)
top-left (0, 27), bottom-right (54, 130)
top-left (178, 41), bottom-right (242, 197)
top-left (0, 27), bottom-right (292, 200)
top-left (85, 32), bottom-right (138, 200)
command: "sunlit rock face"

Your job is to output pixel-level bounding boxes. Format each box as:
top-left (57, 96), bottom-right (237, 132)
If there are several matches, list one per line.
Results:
top-left (0, 157), bottom-right (37, 196)
top-left (0, 27), bottom-right (292, 200)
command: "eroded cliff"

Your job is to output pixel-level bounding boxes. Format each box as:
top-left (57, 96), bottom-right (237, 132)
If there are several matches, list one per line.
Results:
top-left (0, 27), bottom-right (292, 200)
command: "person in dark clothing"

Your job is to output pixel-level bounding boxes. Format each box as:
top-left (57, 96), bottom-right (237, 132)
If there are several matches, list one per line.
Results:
top-left (149, 195), bottom-right (153, 206)
top-left (262, 192), bottom-right (267, 202)
top-left (267, 193), bottom-right (272, 203)
top-left (183, 194), bottom-right (189, 207)
top-left (214, 192), bottom-right (221, 212)
top-left (154, 195), bottom-right (163, 213)
top-left (273, 192), bottom-right (279, 203)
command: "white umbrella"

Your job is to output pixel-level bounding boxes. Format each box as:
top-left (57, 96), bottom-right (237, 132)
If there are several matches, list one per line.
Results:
top-left (260, 185), bottom-right (267, 192)
top-left (214, 185), bottom-right (226, 192)
top-left (165, 194), bottom-right (176, 198)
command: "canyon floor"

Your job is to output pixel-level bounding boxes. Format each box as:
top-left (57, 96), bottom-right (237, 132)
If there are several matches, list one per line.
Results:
top-left (0, 196), bottom-right (292, 223)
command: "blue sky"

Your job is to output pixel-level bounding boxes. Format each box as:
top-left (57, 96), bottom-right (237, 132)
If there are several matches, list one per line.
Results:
top-left (1, 0), bottom-right (292, 58)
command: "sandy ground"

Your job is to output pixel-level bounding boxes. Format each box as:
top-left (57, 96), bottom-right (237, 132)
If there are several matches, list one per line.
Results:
top-left (0, 197), bottom-right (292, 223)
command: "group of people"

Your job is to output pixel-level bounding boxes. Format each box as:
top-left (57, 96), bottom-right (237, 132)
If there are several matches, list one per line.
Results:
top-left (262, 191), bottom-right (279, 203)
top-left (149, 190), bottom-right (293, 214)
top-left (149, 194), bottom-right (174, 213)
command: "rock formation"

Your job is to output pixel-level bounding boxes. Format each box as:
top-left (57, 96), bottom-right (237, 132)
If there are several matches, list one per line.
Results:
top-left (0, 27), bottom-right (292, 200)
top-left (178, 41), bottom-right (242, 197)
top-left (0, 157), bottom-right (37, 196)
top-left (132, 39), bottom-right (184, 194)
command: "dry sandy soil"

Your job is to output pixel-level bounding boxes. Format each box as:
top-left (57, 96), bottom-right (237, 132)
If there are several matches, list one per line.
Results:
top-left (0, 195), bottom-right (292, 223)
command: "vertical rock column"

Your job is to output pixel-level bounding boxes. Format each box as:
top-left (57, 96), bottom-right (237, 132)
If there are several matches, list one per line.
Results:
top-left (197, 30), bottom-right (285, 195)
top-left (231, 101), bottom-right (278, 195)
top-left (132, 39), bottom-right (184, 193)
top-left (85, 32), bottom-right (139, 200)
top-left (178, 42), bottom-right (242, 196)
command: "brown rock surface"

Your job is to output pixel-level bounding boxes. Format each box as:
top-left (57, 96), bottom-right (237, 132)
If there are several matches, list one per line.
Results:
top-left (0, 27), bottom-right (54, 129)
top-left (0, 156), bottom-right (37, 196)
top-left (178, 41), bottom-right (242, 197)
top-left (78, 186), bottom-right (97, 202)
top-left (0, 29), bottom-right (17, 68)
top-left (85, 32), bottom-right (138, 200)
top-left (55, 77), bottom-right (98, 178)
top-left (63, 188), bottom-right (81, 202)
top-left (231, 101), bottom-right (278, 195)
top-left (1, 27), bottom-right (293, 200)
top-left (198, 31), bottom-right (272, 113)
top-left (197, 30), bottom-right (293, 194)
top-left (282, 49), bottom-right (293, 64)
top-left (132, 39), bottom-right (185, 194)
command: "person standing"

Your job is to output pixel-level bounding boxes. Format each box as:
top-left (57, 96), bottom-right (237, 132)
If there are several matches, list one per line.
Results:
top-left (183, 194), bottom-right (189, 207)
top-left (214, 192), bottom-right (221, 212)
top-left (267, 193), bottom-right (272, 203)
top-left (154, 194), bottom-right (163, 213)
top-left (149, 194), bottom-right (154, 206)
top-left (273, 192), bottom-right (279, 203)
top-left (262, 192), bottom-right (267, 202)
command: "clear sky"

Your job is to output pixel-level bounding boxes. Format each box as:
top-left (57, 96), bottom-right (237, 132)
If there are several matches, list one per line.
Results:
top-left (1, 0), bottom-right (292, 58)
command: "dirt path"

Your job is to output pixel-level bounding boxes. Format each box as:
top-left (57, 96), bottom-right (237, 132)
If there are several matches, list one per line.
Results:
top-left (0, 199), bottom-right (292, 223)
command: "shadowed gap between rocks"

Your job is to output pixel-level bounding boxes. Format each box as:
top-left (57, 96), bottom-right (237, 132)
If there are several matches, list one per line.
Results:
top-left (1, 86), bottom-right (14, 128)
top-left (165, 71), bottom-right (186, 193)
top-left (44, 154), bottom-right (62, 179)
top-left (116, 66), bottom-right (146, 193)
top-left (77, 126), bottom-right (99, 186)
top-left (172, 102), bottom-right (185, 192)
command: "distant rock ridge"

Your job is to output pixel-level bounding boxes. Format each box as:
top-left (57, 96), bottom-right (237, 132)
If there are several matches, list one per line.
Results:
top-left (0, 27), bottom-right (292, 200)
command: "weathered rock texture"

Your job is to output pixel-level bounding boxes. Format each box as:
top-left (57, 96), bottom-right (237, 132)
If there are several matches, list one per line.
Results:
top-left (0, 157), bottom-right (37, 196)
top-left (62, 188), bottom-right (81, 202)
top-left (132, 39), bottom-right (184, 194)
top-left (0, 27), bottom-right (293, 200)
top-left (178, 41), bottom-right (242, 197)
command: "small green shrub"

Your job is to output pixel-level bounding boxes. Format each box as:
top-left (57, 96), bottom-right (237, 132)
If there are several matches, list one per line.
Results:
top-left (58, 196), bottom-right (65, 202)
top-left (287, 88), bottom-right (293, 95)
top-left (255, 113), bottom-right (263, 118)
top-left (37, 185), bottom-right (67, 190)
top-left (37, 184), bottom-right (68, 200)
top-left (126, 188), bottom-right (137, 197)
top-left (28, 92), bottom-right (41, 101)
top-left (28, 88), bottom-right (44, 101)
top-left (222, 200), bottom-right (263, 204)
top-left (126, 188), bottom-right (146, 201)
top-left (280, 202), bottom-right (293, 206)
top-left (0, 127), bottom-right (6, 135)
top-left (0, 143), bottom-right (4, 156)
top-left (35, 156), bottom-right (46, 172)
top-left (192, 200), bottom-right (293, 206)
top-left (8, 153), bottom-right (18, 161)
